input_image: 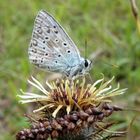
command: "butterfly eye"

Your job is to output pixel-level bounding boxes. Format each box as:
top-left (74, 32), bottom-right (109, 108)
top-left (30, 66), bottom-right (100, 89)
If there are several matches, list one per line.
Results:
top-left (53, 25), bottom-right (56, 28)
top-left (67, 50), bottom-right (70, 53)
top-left (84, 60), bottom-right (89, 68)
top-left (58, 54), bottom-right (61, 57)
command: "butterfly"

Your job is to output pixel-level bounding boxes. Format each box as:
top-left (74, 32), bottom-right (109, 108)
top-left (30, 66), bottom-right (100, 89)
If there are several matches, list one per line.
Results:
top-left (28, 10), bottom-right (92, 79)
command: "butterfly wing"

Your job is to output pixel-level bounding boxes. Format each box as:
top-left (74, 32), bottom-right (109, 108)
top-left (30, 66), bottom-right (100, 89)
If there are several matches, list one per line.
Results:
top-left (28, 10), bottom-right (81, 75)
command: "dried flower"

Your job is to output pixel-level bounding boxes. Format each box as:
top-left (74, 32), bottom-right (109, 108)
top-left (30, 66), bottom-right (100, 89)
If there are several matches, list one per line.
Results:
top-left (16, 76), bottom-right (127, 140)
top-left (18, 76), bottom-right (126, 118)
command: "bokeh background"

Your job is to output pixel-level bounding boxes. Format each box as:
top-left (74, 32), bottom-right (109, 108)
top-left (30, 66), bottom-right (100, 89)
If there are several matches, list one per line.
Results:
top-left (0, 0), bottom-right (140, 140)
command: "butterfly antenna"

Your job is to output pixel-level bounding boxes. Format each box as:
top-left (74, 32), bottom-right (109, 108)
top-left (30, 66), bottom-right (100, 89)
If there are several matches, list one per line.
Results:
top-left (101, 60), bottom-right (119, 68)
top-left (84, 39), bottom-right (87, 59)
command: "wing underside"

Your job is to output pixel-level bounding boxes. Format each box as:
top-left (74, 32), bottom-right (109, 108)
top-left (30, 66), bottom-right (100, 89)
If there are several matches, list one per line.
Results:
top-left (28, 10), bottom-right (81, 73)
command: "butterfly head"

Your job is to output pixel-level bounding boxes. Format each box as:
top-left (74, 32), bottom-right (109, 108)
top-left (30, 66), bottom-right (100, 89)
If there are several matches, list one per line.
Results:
top-left (83, 59), bottom-right (92, 72)
top-left (77, 58), bottom-right (92, 76)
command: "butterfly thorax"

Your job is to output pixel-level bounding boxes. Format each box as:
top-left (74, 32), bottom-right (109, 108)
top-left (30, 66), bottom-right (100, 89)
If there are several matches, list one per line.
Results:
top-left (65, 58), bottom-right (92, 79)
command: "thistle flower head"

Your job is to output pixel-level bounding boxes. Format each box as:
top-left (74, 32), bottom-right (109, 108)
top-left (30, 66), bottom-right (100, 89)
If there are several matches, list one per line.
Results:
top-left (17, 76), bottom-right (127, 140)
top-left (18, 76), bottom-right (126, 118)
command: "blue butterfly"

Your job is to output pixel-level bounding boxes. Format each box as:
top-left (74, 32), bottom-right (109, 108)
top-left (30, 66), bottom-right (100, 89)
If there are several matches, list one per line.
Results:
top-left (28, 10), bottom-right (92, 79)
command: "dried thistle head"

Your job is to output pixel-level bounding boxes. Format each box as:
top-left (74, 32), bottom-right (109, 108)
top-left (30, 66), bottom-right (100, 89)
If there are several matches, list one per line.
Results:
top-left (18, 76), bottom-right (126, 118)
top-left (16, 76), bottom-right (127, 140)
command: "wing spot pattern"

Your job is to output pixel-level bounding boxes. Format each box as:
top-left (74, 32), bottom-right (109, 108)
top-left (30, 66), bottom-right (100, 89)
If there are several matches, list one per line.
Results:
top-left (63, 42), bottom-right (67, 46)
top-left (33, 59), bottom-right (37, 63)
top-left (47, 29), bottom-right (50, 33)
top-left (41, 59), bottom-right (43, 63)
top-left (45, 36), bottom-right (49, 40)
top-left (33, 40), bottom-right (37, 46)
top-left (54, 30), bottom-right (58, 34)
top-left (32, 49), bottom-right (37, 53)
top-left (55, 39), bottom-right (59, 42)
top-left (37, 29), bottom-right (42, 34)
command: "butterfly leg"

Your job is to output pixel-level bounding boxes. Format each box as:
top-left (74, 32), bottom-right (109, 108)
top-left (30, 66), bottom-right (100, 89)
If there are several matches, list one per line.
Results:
top-left (69, 78), bottom-right (74, 90)
top-left (86, 73), bottom-right (93, 83)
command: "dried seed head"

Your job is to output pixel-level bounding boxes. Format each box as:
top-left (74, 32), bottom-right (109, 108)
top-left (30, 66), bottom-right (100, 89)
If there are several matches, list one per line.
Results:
top-left (104, 110), bottom-right (113, 117)
top-left (78, 111), bottom-right (89, 120)
top-left (28, 133), bottom-right (34, 138)
top-left (97, 113), bottom-right (104, 120)
top-left (16, 104), bottom-right (125, 140)
top-left (18, 76), bottom-right (126, 118)
top-left (36, 133), bottom-right (44, 139)
top-left (16, 76), bottom-right (126, 140)
top-left (113, 105), bottom-right (123, 111)
top-left (92, 107), bottom-right (102, 115)
top-left (87, 115), bottom-right (94, 123)
top-left (103, 103), bottom-right (113, 110)
top-left (70, 113), bottom-right (78, 121)
top-left (76, 119), bottom-right (82, 127)
top-left (51, 119), bottom-right (62, 130)
top-left (85, 108), bottom-right (93, 115)
top-left (67, 122), bottom-right (75, 130)
top-left (51, 130), bottom-right (59, 138)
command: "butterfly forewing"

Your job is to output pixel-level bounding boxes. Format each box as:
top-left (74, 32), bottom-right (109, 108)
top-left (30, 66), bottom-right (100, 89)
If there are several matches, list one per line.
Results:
top-left (29, 10), bottom-right (81, 74)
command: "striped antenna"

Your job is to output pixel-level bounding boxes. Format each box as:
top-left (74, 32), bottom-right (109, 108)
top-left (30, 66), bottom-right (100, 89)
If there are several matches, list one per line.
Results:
top-left (84, 39), bottom-right (87, 59)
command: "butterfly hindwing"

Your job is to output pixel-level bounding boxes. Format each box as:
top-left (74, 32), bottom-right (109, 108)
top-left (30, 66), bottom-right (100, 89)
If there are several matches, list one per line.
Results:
top-left (29, 10), bottom-right (81, 73)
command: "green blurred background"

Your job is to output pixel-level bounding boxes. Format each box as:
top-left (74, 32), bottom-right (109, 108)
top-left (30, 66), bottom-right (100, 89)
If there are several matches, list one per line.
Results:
top-left (0, 0), bottom-right (140, 139)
